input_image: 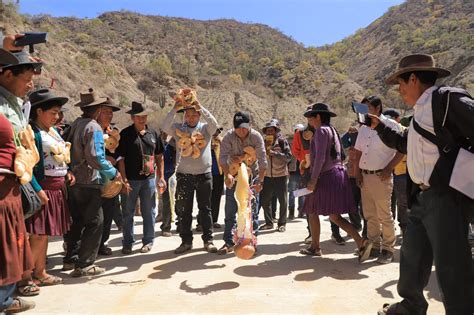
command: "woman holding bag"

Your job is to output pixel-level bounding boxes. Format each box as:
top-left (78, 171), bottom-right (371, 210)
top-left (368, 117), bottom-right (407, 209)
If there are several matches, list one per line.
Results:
top-left (25, 89), bottom-right (74, 286)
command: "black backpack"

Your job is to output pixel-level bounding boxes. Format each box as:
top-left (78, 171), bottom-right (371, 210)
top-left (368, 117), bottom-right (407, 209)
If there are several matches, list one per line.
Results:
top-left (412, 86), bottom-right (474, 195)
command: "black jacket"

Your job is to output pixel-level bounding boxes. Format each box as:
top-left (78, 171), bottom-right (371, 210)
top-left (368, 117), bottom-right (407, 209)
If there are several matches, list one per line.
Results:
top-left (374, 86), bottom-right (473, 207)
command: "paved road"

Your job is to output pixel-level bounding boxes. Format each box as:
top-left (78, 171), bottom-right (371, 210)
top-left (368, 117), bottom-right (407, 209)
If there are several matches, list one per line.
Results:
top-left (29, 208), bottom-right (443, 314)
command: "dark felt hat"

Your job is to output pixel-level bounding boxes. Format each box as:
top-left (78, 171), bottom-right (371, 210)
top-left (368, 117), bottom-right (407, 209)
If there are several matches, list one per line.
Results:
top-left (29, 88), bottom-right (68, 108)
top-left (304, 103), bottom-right (337, 118)
top-left (75, 88), bottom-right (108, 107)
top-left (0, 48), bottom-right (42, 74)
top-left (385, 54), bottom-right (450, 85)
top-left (126, 101), bottom-right (154, 116)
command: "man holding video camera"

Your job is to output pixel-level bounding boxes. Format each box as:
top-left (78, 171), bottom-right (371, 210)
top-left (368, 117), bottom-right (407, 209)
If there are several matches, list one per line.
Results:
top-left (354, 96), bottom-right (404, 264)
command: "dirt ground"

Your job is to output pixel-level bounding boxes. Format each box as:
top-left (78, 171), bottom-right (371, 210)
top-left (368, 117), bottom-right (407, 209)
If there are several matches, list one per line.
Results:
top-left (27, 202), bottom-right (444, 315)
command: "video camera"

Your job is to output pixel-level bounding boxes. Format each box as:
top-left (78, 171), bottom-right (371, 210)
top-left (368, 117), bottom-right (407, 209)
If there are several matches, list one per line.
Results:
top-left (351, 101), bottom-right (371, 126)
top-left (14, 32), bottom-right (48, 53)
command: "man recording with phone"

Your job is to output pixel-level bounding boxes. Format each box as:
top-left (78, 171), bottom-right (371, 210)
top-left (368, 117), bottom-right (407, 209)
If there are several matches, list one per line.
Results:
top-left (353, 96), bottom-right (404, 264)
top-left (371, 54), bottom-right (473, 315)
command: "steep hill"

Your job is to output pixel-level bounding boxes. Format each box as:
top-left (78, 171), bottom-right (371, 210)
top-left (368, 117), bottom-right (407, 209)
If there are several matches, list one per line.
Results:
top-left (0, 0), bottom-right (472, 134)
top-left (318, 0), bottom-right (473, 103)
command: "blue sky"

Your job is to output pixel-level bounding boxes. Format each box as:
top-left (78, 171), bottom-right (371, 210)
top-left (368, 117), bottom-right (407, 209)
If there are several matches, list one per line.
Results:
top-left (19, 0), bottom-right (404, 47)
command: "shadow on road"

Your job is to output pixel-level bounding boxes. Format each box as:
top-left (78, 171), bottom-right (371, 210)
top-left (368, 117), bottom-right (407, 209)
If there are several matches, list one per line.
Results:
top-left (179, 280), bottom-right (240, 295)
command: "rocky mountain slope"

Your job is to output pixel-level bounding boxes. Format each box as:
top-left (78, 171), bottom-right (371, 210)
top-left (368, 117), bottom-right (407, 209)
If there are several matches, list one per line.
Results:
top-left (0, 0), bottom-right (471, 134)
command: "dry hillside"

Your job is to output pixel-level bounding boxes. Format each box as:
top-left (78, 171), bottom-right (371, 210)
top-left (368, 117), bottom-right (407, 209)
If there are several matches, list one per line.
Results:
top-left (0, 0), bottom-right (472, 134)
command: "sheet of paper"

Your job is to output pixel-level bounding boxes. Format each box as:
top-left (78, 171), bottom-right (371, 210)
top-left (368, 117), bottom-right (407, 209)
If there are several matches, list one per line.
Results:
top-left (449, 148), bottom-right (474, 199)
top-left (293, 188), bottom-right (312, 198)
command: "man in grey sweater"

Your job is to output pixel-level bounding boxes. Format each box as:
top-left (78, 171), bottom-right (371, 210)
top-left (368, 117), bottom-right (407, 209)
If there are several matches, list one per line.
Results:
top-left (217, 111), bottom-right (267, 254)
top-left (162, 100), bottom-right (219, 254)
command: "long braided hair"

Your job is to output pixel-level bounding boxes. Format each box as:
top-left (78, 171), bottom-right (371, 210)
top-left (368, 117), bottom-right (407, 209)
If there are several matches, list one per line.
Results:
top-left (319, 113), bottom-right (345, 162)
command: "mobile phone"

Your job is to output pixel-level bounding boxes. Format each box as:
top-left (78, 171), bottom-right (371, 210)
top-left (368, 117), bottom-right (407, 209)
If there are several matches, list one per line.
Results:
top-left (13, 32), bottom-right (48, 47)
top-left (351, 102), bottom-right (371, 126)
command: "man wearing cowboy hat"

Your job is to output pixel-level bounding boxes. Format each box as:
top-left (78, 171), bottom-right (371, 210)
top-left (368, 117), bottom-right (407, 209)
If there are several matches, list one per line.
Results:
top-left (162, 96), bottom-right (220, 254)
top-left (116, 101), bottom-right (165, 255)
top-left (370, 54), bottom-right (473, 315)
top-left (62, 88), bottom-right (122, 278)
top-left (259, 119), bottom-right (291, 232)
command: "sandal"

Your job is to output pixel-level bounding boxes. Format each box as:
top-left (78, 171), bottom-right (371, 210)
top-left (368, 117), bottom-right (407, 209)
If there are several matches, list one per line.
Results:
top-left (16, 281), bottom-right (40, 296)
top-left (299, 247), bottom-right (322, 256)
top-left (358, 239), bottom-right (373, 263)
top-left (33, 275), bottom-right (63, 286)
top-left (217, 244), bottom-right (234, 255)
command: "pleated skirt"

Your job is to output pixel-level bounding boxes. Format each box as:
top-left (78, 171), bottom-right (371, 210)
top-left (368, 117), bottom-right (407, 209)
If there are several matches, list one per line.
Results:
top-left (25, 176), bottom-right (71, 236)
top-left (303, 166), bottom-right (355, 216)
top-left (0, 175), bottom-right (34, 285)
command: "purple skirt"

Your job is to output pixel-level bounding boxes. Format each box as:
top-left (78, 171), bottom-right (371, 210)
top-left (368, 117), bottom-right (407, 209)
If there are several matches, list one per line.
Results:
top-left (303, 166), bottom-right (355, 216)
top-left (25, 176), bottom-right (71, 236)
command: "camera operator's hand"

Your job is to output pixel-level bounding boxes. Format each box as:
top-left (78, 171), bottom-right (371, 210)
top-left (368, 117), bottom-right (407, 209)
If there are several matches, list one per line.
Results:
top-left (3, 34), bottom-right (25, 51)
top-left (368, 114), bottom-right (381, 129)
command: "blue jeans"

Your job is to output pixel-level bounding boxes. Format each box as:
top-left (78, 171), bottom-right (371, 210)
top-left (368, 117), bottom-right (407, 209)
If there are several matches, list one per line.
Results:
top-left (223, 185), bottom-right (259, 246)
top-left (0, 284), bottom-right (15, 311)
top-left (122, 178), bottom-right (156, 247)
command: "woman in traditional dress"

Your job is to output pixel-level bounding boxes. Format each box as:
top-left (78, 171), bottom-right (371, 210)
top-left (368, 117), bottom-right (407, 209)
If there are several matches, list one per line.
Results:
top-left (25, 89), bottom-right (74, 285)
top-left (300, 103), bottom-right (371, 261)
top-left (0, 113), bottom-right (36, 313)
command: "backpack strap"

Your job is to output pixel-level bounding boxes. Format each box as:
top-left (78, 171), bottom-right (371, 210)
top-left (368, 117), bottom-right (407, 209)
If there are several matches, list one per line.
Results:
top-left (430, 86), bottom-right (474, 153)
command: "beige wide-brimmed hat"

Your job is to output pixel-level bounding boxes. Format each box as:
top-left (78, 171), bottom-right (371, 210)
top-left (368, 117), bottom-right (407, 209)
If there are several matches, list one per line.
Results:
top-left (385, 54), bottom-right (451, 85)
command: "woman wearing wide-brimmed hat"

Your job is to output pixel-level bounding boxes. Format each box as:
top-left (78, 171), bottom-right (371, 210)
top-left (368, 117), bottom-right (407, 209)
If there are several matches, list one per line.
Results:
top-left (24, 88), bottom-right (74, 287)
top-left (62, 88), bottom-right (122, 278)
top-left (299, 103), bottom-right (371, 260)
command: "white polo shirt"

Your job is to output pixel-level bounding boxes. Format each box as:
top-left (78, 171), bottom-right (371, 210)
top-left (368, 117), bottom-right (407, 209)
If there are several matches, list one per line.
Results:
top-left (355, 114), bottom-right (402, 171)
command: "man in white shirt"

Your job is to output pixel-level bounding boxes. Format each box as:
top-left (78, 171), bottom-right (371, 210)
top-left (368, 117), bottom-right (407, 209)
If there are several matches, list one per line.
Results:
top-left (372, 54), bottom-right (473, 315)
top-left (354, 96), bottom-right (404, 264)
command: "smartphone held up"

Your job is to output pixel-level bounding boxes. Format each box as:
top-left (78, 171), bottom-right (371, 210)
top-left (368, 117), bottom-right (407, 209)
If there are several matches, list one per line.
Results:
top-left (351, 102), bottom-right (372, 126)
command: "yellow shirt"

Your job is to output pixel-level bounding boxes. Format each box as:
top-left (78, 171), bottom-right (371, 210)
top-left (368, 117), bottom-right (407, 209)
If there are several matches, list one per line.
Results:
top-left (394, 155), bottom-right (407, 176)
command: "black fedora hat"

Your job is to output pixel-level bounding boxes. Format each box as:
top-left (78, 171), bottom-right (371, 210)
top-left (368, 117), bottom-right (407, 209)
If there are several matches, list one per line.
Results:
top-left (304, 103), bottom-right (337, 118)
top-left (0, 48), bottom-right (42, 74)
top-left (126, 101), bottom-right (154, 116)
top-left (385, 54), bottom-right (450, 85)
top-left (29, 88), bottom-right (68, 108)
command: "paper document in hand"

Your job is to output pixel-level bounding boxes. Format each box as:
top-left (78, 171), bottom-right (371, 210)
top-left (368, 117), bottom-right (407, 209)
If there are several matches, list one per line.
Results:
top-left (293, 188), bottom-right (312, 198)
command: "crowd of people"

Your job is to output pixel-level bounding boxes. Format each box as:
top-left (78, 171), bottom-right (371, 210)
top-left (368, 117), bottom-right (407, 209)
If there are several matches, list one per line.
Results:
top-left (0, 33), bottom-right (472, 315)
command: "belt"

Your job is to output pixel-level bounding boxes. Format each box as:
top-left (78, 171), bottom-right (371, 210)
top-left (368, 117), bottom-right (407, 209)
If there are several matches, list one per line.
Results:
top-left (419, 184), bottom-right (430, 191)
top-left (361, 169), bottom-right (382, 175)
